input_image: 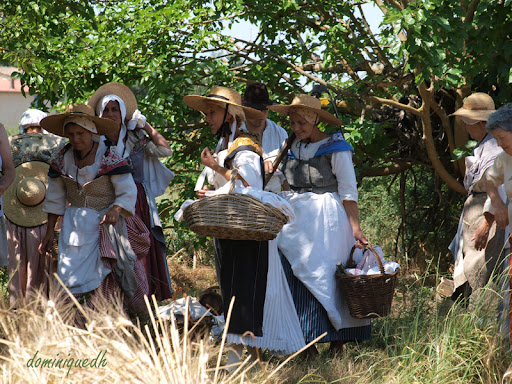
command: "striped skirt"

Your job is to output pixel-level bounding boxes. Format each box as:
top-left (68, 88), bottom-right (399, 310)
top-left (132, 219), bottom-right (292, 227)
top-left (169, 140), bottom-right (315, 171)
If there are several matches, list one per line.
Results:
top-left (280, 251), bottom-right (371, 343)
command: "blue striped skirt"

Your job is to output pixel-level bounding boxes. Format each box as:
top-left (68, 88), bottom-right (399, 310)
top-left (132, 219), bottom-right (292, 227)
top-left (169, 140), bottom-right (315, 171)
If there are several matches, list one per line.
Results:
top-left (280, 251), bottom-right (372, 343)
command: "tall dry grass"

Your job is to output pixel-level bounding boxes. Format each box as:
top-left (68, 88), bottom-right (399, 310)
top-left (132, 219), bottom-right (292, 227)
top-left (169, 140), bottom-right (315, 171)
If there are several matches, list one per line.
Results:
top-left (0, 282), bottom-right (297, 383)
top-left (1, 267), bottom-right (512, 383)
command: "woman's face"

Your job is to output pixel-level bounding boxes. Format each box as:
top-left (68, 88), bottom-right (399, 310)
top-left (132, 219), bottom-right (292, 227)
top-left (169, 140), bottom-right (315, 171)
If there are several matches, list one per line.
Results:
top-left (491, 128), bottom-right (512, 155)
top-left (205, 102), bottom-right (232, 134)
top-left (24, 124), bottom-right (43, 134)
top-left (102, 100), bottom-right (123, 126)
top-left (289, 111), bottom-right (316, 141)
top-left (65, 123), bottom-right (94, 152)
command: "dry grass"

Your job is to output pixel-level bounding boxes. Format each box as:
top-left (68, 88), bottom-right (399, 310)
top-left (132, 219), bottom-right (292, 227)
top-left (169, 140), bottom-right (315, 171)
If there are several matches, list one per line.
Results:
top-left (0, 282), bottom-right (299, 384)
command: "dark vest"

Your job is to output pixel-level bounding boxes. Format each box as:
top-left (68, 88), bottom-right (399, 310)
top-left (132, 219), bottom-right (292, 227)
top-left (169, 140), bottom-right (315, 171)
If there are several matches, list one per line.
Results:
top-left (281, 153), bottom-right (338, 194)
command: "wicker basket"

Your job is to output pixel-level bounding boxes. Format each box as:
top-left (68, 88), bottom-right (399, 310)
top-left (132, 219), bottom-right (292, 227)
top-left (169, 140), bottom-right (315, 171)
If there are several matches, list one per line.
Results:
top-left (183, 170), bottom-right (288, 241)
top-left (335, 245), bottom-right (399, 319)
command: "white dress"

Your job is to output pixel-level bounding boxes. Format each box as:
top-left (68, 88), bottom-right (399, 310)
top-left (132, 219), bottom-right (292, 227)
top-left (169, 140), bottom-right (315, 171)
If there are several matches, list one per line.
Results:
top-left (43, 141), bottom-right (137, 294)
top-left (205, 132), bottom-right (305, 354)
top-left (277, 137), bottom-right (371, 331)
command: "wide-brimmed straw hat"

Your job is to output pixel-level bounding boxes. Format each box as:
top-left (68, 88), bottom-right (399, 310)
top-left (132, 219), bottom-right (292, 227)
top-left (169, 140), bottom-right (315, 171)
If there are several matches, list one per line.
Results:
top-left (3, 161), bottom-right (49, 227)
top-left (40, 103), bottom-right (119, 138)
top-left (269, 94), bottom-right (342, 126)
top-left (450, 92), bottom-right (495, 122)
top-left (183, 86), bottom-right (265, 120)
top-left (88, 82), bottom-right (138, 119)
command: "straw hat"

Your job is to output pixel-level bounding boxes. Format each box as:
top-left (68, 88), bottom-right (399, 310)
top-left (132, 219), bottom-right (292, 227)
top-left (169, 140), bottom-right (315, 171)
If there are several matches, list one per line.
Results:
top-left (450, 92), bottom-right (495, 122)
top-left (3, 161), bottom-right (49, 228)
top-left (183, 86), bottom-right (265, 120)
top-left (269, 94), bottom-right (342, 126)
top-left (40, 103), bottom-right (119, 138)
top-left (88, 82), bottom-right (138, 119)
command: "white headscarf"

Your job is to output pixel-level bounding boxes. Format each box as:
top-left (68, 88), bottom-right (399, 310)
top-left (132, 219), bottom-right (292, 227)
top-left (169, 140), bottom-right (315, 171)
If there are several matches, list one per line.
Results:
top-left (96, 94), bottom-right (147, 157)
top-left (19, 108), bottom-right (48, 134)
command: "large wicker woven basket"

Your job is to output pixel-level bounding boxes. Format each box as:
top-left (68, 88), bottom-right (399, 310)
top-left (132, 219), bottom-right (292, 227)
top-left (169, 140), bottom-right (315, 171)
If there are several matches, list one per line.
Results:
top-left (335, 245), bottom-right (399, 319)
top-left (183, 170), bottom-right (288, 241)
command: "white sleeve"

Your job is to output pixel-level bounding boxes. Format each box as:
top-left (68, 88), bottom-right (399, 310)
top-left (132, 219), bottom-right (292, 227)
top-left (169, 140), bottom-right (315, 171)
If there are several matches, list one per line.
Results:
top-left (43, 176), bottom-right (67, 216)
top-left (111, 173), bottom-right (137, 217)
top-left (233, 151), bottom-right (263, 190)
top-left (331, 151), bottom-right (358, 202)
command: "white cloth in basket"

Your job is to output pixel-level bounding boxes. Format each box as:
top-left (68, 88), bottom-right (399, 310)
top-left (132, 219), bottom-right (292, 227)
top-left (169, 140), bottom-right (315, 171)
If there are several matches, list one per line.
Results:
top-left (346, 246), bottom-right (400, 276)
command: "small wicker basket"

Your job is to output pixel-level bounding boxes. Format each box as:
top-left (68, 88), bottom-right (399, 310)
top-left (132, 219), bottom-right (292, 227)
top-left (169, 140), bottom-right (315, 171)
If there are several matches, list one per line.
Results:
top-left (183, 170), bottom-right (288, 241)
top-left (335, 245), bottom-right (398, 319)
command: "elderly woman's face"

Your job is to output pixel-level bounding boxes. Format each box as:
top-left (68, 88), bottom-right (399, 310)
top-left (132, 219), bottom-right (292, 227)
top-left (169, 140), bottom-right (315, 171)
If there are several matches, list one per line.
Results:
top-left (65, 123), bottom-right (94, 152)
top-left (205, 102), bottom-right (232, 134)
top-left (24, 124), bottom-right (43, 134)
top-left (491, 128), bottom-right (512, 155)
top-left (102, 100), bottom-right (123, 126)
top-left (289, 111), bottom-right (316, 140)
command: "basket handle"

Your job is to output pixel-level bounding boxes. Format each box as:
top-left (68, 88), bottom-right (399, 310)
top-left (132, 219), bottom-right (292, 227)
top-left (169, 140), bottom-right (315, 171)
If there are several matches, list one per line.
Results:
top-left (347, 244), bottom-right (385, 274)
top-left (228, 169), bottom-right (238, 194)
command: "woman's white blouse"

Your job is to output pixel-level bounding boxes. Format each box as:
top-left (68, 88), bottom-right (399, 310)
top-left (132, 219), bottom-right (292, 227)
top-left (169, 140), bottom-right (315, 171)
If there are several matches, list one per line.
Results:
top-left (43, 141), bottom-right (137, 216)
top-left (290, 138), bottom-right (358, 202)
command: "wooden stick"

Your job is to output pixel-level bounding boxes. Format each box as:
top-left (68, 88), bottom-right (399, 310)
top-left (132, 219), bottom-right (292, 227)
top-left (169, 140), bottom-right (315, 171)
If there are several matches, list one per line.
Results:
top-left (263, 132), bottom-right (296, 188)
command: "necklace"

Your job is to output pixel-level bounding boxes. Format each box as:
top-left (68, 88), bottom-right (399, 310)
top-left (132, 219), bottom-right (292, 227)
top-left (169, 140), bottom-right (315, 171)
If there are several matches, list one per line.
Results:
top-left (75, 142), bottom-right (95, 161)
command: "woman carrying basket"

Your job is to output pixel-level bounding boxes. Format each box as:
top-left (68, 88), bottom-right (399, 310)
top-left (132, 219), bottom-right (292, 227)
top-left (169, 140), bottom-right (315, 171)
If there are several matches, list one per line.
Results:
top-left (271, 94), bottom-right (371, 357)
top-left (183, 87), bottom-right (305, 365)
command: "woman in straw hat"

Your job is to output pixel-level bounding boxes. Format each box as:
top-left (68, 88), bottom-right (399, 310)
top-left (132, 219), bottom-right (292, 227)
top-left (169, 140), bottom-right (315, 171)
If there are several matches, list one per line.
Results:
top-left (88, 82), bottom-right (174, 301)
top-left (270, 94), bottom-right (371, 356)
top-left (485, 103), bottom-right (512, 341)
top-left (0, 123), bottom-right (15, 270)
top-left (38, 104), bottom-right (150, 316)
top-left (184, 86), bottom-right (306, 363)
top-left (447, 93), bottom-right (507, 308)
top-left (5, 108), bottom-right (66, 307)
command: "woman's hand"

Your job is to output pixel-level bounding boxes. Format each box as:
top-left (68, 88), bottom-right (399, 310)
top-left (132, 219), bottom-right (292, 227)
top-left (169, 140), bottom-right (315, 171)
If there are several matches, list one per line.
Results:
top-left (196, 185), bottom-right (214, 199)
top-left (100, 205), bottom-right (122, 226)
top-left (264, 160), bottom-right (274, 174)
top-left (473, 220), bottom-right (490, 251)
top-left (38, 230), bottom-right (55, 255)
top-left (200, 147), bottom-right (217, 169)
top-left (353, 228), bottom-right (369, 249)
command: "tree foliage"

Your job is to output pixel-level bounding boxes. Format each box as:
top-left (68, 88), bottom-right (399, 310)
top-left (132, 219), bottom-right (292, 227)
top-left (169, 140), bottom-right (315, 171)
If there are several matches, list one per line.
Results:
top-left (2, 0), bottom-right (512, 261)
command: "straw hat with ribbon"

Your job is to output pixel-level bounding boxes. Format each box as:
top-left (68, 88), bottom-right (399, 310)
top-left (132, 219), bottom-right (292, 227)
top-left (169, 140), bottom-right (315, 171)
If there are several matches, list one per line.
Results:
top-left (3, 161), bottom-right (50, 227)
top-left (183, 86), bottom-right (265, 120)
top-left (40, 103), bottom-right (119, 138)
top-left (269, 94), bottom-right (342, 126)
top-left (88, 82), bottom-right (138, 120)
top-left (450, 92), bottom-right (495, 123)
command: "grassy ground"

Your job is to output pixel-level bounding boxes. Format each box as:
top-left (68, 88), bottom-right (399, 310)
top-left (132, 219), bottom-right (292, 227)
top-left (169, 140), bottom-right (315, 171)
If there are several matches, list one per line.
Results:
top-left (165, 252), bottom-right (512, 384)
top-left (0, 258), bottom-right (511, 383)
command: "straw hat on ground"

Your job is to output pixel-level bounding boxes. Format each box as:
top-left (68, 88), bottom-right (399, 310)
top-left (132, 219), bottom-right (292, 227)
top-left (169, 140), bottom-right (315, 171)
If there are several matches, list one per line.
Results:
top-left (4, 161), bottom-right (49, 227)
top-left (40, 104), bottom-right (119, 138)
top-left (450, 92), bottom-right (495, 122)
top-left (183, 86), bottom-right (265, 120)
top-left (269, 94), bottom-right (342, 126)
top-left (88, 82), bottom-right (138, 119)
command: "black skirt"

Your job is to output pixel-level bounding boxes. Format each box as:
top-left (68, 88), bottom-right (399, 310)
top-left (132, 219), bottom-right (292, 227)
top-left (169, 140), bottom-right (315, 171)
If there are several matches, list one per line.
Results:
top-left (213, 238), bottom-right (268, 336)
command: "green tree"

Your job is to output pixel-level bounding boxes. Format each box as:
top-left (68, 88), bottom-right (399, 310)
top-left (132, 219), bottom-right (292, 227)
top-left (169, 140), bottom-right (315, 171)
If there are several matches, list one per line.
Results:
top-left (2, 0), bottom-right (511, 261)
